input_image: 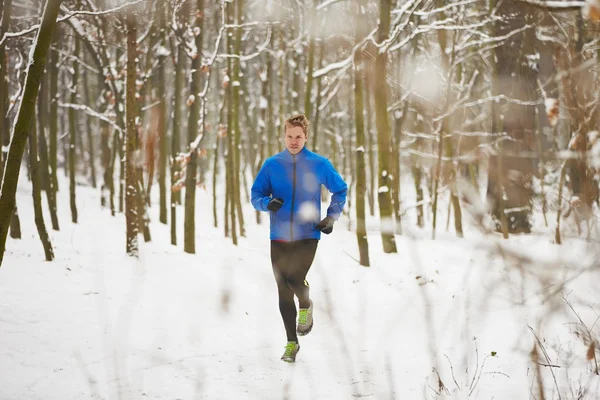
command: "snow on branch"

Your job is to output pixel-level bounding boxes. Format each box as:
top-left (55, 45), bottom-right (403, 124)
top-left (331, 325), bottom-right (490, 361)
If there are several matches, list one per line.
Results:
top-left (58, 102), bottom-right (122, 135)
top-left (0, 0), bottom-right (146, 47)
top-left (224, 21), bottom-right (275, 29)
top-left (190, 133), bottom-right (204, 152)
top-left (316, 0), bottom-right (347, 11)
top-left (313, 55), bottom-right (353, 79)
top-left (6, 50), bottom-right (24, 117)
top-left (318, 72), bottom-right (345, 112)
top-left (409, 0), bottom-right (477, 16)
top-left (455, 94), bottom-right (543, 111)
top-left (198, 0), bottom-right (227, 99)
top-left (514, 0), bottom-right (586, 10)
top-left (218, 26), bottom-right (272, 62)
top-left (313, 26), bottom-right (378, 79)
top-left (195, 0), bottom-right (227, 134)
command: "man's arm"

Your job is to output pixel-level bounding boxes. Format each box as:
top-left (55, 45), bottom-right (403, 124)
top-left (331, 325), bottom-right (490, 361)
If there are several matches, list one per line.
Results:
top-left (322, 160), bottom-right (347, 220)
top-left (251, 160), bottom-right (273, 212)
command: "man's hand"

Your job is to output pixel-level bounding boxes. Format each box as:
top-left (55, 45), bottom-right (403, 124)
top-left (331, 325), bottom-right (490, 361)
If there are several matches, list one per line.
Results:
top-left (316, 216), bottom-right (335, 234)
top-left (267, 197), bottom-right (284, 212)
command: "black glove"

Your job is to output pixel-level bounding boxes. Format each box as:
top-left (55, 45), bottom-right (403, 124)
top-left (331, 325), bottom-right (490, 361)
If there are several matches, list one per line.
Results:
top-left (267, 197), bottom-right (284, 212)
top-left (316, 216), bottom-right (335, 234)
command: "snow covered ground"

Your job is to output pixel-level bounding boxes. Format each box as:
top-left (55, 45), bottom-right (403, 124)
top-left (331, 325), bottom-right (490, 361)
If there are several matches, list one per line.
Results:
top-left (1, 175), bottom-right (600, 399)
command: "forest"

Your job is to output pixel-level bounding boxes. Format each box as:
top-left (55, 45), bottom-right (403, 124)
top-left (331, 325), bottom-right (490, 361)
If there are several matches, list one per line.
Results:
top-left (0, 0), bottom-right (599, 265)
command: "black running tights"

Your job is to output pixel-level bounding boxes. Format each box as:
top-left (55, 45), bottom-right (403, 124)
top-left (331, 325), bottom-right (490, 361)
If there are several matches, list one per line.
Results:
top-left (270, 239), bottom-right (318, 342)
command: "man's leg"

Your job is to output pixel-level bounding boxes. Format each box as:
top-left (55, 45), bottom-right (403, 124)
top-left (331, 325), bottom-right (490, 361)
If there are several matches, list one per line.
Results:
top-left (270, 241), bottom-right (298, 343)
top-left (287, 239), bottom-right (318, 308)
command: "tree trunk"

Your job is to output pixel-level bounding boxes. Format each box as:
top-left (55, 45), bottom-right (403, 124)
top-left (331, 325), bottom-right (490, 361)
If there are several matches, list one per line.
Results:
top-left (37, 68), bottom-right (59, 230)
top-left (100, 120), bottom-right (110, 207)
top-left (256, 54), bottom-right (271, 224)
top-left (170, 8), bottom-right (187, 245)
top-left (137, 169), bottom-right (151, 242)
top-left (232, 0), bottom-right (245, 240)
top-left (117, 28), bottom-right (125, 215)
top-left (431, 122), bottom-right (443, 237)
top-left (224, 153), bottom-right (230, 238)
top-left (225, 1), bottom-right (237, 245)
top-left (212, 133), bottom-right (221, 228)
top-left (125, 9), bottom-right (139, 256)
top-left (364, 74), bottom-right (375, 217)
top-left (0, 0), bottom-right (62, 266)
top-left (183, 0), bottom-right (204, 254)
top-left (373, 0), bottom-right (397, 253)
top-left (214, 92), bottom-right (228, 229)
top-left (133, 14), bottom-right (155, 244)
top-left (62, 101), bottom-right (68, 179)
top-left (109, 130), bottom-right (119, 216)
top-left (303, 0), bottom-right (318, 120)
top-left (68, 36), bottom-right (79, 223)
top-left (30, 116), bottom-right (54, 260)
top-left (49, 30), bottom-right (59, 191)
top-left (83, 51), bottom-right (97, 189)
top-left (556, 15), bottom-right (599, 227)
top-left (353, 0), bottom-right (370, 266)
top-left (0, 0), bottom-right (21, 239)
top-left (277, 27), bottom-right (285, 153)
top-left (267, 29), bottom-right (276, 158)
top-left (412, 164), bottom-right (425, 228)
top-left (445, 128), bottom-right (463, 237)
top-left (436, 13), bottom-right (463, 239)
top-left (486, 1), bottom-right (538, 235)
top-left (311, 43), bottom-right (324, 153)
top-left (157, 4), bottom-right (168, 225)
top-left (390, 70), bottom-right (404, 235)
top-left (0, 0), bottom-right (13, 180)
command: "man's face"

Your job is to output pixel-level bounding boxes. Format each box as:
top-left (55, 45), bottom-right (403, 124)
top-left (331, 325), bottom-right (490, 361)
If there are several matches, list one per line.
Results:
top-left (285, 126), bottom-right (307, 155)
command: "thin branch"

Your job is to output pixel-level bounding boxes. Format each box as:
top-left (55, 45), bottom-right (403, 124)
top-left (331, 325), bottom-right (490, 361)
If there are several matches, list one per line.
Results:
top-left (514, 0), bottom-right (585, 11)
top-left (528, 325), bottom-right (562, 400)
top-left (217, 25), bottom-right (272, 62)
top-left (316, 0), bottom-right (347, 11)
top-left (0, 0), bottom-right (146, 47)
top-left (58, 102), bottom-right (122, 134)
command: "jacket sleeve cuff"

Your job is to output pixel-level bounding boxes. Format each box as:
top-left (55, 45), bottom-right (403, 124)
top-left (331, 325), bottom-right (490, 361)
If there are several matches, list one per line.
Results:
top-left (262, 197), bottom-right (271, 211)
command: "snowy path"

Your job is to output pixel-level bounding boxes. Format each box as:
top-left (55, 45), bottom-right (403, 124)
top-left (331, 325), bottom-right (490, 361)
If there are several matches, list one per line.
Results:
top-left (2, 182), bottom-right (600, 399)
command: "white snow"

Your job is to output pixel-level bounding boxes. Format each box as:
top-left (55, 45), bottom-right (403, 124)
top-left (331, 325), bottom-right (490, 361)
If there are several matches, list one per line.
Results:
top-left (259, 96), bottom-right (268, 110)
top-left (155, 45), bottom-right (170, 57)
top-left (1, 175), bottom-right (599, 399)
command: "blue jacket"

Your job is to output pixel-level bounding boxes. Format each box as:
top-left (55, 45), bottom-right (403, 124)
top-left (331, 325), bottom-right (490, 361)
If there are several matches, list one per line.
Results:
top-left (251, 147), bottom-right (347, 241)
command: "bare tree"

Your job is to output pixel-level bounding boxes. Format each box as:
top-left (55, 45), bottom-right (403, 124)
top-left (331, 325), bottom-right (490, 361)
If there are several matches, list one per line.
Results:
top-left (354, 0), bottom-right (370, 267)
top-left (125, 7), bottom-right (139, 256)
top-left (0, 0), bottom-right (62, 266)
top-left (184, 0), bottom-right (205, 254)
top-left (373, 0), bottom-right (397, 253)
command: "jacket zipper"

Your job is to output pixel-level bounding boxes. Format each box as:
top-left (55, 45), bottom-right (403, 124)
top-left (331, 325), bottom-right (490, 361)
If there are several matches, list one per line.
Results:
top-left (290, 154), bottom-right (297, 241)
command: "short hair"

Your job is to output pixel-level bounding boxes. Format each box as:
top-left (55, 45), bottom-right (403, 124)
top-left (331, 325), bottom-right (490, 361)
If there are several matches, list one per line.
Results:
top-left (285, 114), bottom-right (309, 136)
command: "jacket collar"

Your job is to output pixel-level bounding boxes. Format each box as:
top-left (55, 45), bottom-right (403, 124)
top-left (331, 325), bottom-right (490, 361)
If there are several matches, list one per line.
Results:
top-left (284, 146), bottom-right (308, 159)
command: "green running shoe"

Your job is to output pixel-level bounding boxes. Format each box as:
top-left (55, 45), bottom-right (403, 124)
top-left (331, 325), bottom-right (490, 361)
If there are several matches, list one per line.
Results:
top-left (281, 341), bottom-right (300, 362)
top-left (297, 299), bottom-right (313, 336)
